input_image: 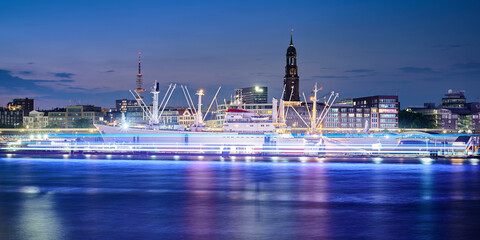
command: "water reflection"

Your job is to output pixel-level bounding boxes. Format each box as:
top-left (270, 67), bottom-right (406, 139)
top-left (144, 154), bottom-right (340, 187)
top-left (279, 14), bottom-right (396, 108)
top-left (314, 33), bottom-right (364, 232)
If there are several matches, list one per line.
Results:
top-left (18, 190), bottom-right (64, 239)
top-left (0, 158), bottom-right (479, 239)
top-left (186, 162), bottom-right (215, 238)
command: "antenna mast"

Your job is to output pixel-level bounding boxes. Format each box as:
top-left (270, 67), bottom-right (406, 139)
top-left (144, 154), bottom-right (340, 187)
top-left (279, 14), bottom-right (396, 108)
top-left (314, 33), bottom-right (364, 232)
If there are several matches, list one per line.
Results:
top-left (135, 52), bottom-right (146, 97)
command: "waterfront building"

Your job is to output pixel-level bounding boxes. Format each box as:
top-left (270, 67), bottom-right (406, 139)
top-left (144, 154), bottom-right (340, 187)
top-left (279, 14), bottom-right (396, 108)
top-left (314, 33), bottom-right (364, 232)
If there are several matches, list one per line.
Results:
top-left (160, 107), bottom-right (181, 125)
top-left (408, 90), bottom-right (480, 132)
top-left (48, 105), bottom-right (103, 128)
top-left (0, 107), bottom-right (23, 127)
top-left (23, 110), bottom-right (49, 128)
top-left (178, 108), bottom-right (196, 127)
top-left (124, 105), bottom-right (147, 123)
top-left (442, 90), bottom-right (466, 108)
top-left (7, 98), bottom-right (34, 116)
top-left (115, 99), bottom-right (139, 113)
top-left (407, 103), bottom-right (459, 130)
top-left (285, 95), bottom-right (399, 132)
top-left (353, 95), bottom-right (399, 130)
top-left (235, 86), bottom-right (268, 104)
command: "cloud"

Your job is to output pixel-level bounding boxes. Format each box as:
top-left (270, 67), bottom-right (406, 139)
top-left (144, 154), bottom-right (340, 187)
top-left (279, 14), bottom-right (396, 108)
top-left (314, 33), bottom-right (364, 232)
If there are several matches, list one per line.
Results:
top-left (434, 44), bottom-right (461, 51)
top-left (452, 61), bottom-right (480, 70)
top-left (106, 70), bottom-right (115, 73)
top-left (345, 69), bottom-right (375, 73)
top-left (398, 67), bottom-right (435, 74)
top-left (312, 75), bottom-right (349, 79)
top-left (51, 72), bottom-right (75, 78)
top-left (311, 73), bottom-right (374, 80)
top-left (0, 68), bottom-right (128, 108)
top-left (19, 71), bottom-right (32, 75)
top-left (27, 62), bottom-right (34, 65)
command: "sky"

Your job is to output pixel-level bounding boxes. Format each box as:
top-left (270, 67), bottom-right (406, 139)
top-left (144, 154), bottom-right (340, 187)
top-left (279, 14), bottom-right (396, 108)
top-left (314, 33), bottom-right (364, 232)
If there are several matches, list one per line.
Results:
top-left (1, 0), bottom-right (479, 109)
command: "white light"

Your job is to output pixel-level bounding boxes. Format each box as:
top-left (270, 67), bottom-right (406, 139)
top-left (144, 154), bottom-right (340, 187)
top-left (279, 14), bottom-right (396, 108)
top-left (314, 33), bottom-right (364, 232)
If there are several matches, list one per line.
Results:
top-left (420, 158), bottom-right (434, 165)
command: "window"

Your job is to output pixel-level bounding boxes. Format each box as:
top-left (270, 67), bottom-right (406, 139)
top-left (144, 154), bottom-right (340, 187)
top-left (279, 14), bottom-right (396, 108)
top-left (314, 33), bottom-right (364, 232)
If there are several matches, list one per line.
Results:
top-left (379, 104), bottom-right (396, 108)
top-left (380, 114), bottom-right (396, 118)
top-left (380, 119), bottom-right (396, 123)
top-left (380, 99), bottom-right (397, 103)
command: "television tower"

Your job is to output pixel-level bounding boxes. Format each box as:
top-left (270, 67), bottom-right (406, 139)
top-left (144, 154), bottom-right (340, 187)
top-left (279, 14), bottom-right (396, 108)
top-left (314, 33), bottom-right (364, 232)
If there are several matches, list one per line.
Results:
top-left (135, 52), bottom-right (146, 98)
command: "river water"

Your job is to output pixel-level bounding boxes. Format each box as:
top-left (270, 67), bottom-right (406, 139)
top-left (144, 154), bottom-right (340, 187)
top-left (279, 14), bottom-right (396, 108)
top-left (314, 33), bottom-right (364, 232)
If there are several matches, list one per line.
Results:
top-left (0, 157), bottom-right (479, 239)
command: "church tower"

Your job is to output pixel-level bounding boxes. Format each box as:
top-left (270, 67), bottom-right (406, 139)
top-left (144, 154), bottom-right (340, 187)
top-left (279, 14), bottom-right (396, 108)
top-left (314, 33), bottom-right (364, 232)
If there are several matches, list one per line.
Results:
top-left (283, 31), bottom-right (300, 102)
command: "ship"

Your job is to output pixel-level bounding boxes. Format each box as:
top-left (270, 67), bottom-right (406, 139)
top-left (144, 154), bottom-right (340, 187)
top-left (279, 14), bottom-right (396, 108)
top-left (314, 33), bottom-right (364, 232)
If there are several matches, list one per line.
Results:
top-left (94, 81), bottom-right (308, 155)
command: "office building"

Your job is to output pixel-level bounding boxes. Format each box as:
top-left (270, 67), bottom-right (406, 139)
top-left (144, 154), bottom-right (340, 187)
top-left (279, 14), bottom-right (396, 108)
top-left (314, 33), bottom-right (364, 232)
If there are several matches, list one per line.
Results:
top-left (235, 86), bottom-right (268, 104)
top-left (7, 98), bottom-right (34, 116)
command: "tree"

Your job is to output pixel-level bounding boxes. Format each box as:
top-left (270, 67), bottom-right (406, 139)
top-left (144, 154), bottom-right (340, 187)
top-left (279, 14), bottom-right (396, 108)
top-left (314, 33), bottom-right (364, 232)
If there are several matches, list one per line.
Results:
top-left (0, 123), bottom-right (13, 128)
top-left (398, 110), bottom-right (435, 129)
top-left (73, 118), bottom-right (91, 128)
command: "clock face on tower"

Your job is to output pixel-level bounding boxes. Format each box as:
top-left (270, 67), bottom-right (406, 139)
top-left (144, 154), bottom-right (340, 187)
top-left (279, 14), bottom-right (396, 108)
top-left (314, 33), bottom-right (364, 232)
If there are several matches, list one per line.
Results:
top-left (290, 68), bottom-right (296, 75)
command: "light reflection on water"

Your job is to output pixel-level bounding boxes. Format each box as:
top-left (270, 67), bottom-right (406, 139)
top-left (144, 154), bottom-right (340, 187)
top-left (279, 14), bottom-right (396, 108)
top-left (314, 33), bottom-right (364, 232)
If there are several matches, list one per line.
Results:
top-left (0, 157), bottom-right (479, 239)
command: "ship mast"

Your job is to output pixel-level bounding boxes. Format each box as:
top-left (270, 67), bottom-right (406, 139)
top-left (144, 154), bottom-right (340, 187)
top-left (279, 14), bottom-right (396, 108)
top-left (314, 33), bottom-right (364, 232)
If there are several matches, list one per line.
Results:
top-left (195, 89), bottom-right (204, 126)
top-left (150, 81), bottom-right (160, 125)
top-left (310, 83), bottom-right (319, 133)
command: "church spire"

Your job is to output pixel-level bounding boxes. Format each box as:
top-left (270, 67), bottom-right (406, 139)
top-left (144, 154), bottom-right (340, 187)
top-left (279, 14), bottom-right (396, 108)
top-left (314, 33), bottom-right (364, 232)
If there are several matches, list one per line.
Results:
top-left (290, 29), bottom-right (294, 46)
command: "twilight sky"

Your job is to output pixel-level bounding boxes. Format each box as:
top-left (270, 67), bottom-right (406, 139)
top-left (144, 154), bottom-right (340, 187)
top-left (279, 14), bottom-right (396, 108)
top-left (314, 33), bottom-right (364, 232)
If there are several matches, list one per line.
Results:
top-left (1, 0), bottom-right (479, 109)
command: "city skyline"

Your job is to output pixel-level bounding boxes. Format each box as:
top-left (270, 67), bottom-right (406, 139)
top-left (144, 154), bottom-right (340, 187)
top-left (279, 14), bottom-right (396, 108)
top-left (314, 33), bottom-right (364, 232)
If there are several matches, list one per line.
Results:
top-left (1, 0), bottom-right (480, 109)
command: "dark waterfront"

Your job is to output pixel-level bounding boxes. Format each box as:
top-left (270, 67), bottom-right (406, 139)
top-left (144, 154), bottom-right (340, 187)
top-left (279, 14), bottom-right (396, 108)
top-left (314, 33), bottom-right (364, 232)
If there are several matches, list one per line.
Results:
top-left (0, 157), bottom-right (479, 240)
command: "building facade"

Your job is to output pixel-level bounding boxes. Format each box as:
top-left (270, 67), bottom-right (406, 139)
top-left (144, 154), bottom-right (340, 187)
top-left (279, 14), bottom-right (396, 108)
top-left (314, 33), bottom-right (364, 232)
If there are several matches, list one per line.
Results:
top-left (236, 86), bottom-right (268, 104)
top-left (23, 110), bottom-right (49, 128)
top-left (178, 109), bottom-right (195, 127)
top-left (116, 99), bottom-right (139, 113)
top-left (442, 90), bottom-right (466, 108)
top-left (0, 108), bottom-right (24, 127)
top-left (48, 105), bottom-right (103, 128)
top-left (285, 95), bottom-right (399, 131)
top-left (407, 103), bottom-right (459, 130)
top-left (408, 90), bottom-right (480, 132)
top-left (7, 98), bottom-right (34, 116)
